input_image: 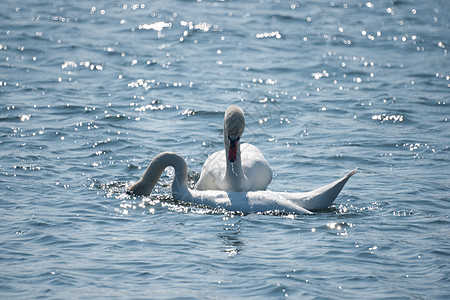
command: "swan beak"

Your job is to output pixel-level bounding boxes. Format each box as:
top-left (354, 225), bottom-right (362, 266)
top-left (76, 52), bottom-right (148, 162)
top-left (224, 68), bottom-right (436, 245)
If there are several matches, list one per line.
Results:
top-left (228, 135), bottom-right (240, 162)
top-left (228, 143), bottom-right (238, 162)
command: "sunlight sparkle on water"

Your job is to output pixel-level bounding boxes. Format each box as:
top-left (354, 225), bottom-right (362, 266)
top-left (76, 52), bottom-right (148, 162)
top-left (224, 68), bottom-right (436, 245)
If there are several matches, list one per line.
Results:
top-left (139, 21), bottom-right (172, 31)
top-left (256, 31), bottom-right (282, 39)
top-left (372, 114), bottom-right (404, 123)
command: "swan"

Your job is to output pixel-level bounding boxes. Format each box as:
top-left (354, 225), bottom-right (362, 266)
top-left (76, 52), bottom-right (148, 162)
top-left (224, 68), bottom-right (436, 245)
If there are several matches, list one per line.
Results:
top-left (196, 105), bottom-right (272, 192)
top-left (128, 152), bottom-right (357, 214)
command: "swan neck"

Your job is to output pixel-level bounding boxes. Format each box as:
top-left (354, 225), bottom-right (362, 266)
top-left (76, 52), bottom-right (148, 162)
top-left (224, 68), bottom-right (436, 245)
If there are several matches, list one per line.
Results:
top-left (224, 133), bottom-right (242, 167)
top-left (129, 152), bottom-right (189, 197)
top-left (223, 138), bottom-right (246, 191)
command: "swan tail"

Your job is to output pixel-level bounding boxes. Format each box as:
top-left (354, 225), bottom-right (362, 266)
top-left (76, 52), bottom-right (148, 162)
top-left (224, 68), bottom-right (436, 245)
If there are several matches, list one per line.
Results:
top-left (282, 168), bottom-right (357, 211)
top-left (302, 168), bottom-right (357, 211)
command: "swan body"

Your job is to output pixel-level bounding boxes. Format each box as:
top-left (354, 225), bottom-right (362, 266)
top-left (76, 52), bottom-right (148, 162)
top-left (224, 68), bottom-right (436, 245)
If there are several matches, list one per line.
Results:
top-left (128, 152), bottom-right (357, 214)
top-left (196, 105), bottom-right (272, 192)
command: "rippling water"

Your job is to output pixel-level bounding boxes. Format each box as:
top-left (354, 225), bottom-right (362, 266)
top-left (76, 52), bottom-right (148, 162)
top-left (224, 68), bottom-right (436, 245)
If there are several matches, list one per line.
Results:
top-left (1, 0), bottom-right (449, 298)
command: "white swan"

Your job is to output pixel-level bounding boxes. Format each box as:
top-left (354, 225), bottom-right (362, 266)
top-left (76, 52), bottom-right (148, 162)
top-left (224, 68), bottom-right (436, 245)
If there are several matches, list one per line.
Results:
top-left (196, 105), bottom-right (272, 192)
top-left (128, 152), bottom-right (357, 214)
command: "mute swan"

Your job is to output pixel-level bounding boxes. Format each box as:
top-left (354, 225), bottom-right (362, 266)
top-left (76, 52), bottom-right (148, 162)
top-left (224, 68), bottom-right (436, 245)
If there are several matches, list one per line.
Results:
top-left (196, 105), bottom-right (272, 192)
top-left (128, 152), bottom-right (357, 214)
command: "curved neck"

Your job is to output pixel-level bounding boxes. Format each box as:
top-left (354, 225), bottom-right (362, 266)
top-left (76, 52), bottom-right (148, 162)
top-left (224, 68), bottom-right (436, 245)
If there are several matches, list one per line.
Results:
top-left (128, 152), bottom-right (190, 200)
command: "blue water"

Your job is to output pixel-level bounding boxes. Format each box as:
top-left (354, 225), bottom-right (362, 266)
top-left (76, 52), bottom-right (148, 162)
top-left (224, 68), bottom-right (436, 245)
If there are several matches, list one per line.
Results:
top-left (1, 0), bottom-right (449, 298)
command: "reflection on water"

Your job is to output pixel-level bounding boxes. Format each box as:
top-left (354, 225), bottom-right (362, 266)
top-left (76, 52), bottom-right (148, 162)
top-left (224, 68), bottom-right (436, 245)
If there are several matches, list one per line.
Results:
top-left (220, 216), bottom-right (244, 256)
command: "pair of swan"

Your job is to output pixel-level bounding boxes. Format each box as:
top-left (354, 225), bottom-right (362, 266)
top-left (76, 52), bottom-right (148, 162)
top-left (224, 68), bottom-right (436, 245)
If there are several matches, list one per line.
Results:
top-left (128, 105), bottom-right (356, 214)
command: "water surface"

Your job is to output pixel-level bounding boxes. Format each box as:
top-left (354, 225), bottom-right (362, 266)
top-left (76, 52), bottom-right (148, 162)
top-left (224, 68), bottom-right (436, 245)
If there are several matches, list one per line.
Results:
top-left (0, 0), bottom-right (449, 298)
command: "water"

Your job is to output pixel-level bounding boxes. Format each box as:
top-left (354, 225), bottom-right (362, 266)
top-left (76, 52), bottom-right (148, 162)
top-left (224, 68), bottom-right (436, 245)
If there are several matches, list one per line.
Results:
top-left (0, 0), bottom-right (449, 298)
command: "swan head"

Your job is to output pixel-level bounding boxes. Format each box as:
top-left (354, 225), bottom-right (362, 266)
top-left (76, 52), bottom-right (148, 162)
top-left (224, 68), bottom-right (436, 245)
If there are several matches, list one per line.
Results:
top-left (224, 105), bottom-right (245, 163)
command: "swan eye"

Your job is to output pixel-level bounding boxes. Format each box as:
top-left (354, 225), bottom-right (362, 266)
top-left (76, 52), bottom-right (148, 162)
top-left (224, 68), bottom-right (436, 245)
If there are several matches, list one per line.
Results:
top-left (228, 135), bottom-right (240, 142)
top-left (228, 135), bottom-right (240, 146)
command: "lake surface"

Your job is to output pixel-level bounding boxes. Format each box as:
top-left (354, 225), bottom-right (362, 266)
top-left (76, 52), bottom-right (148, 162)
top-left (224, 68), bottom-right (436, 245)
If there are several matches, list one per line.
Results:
top-left (1, 0), bottom-right (449, 298)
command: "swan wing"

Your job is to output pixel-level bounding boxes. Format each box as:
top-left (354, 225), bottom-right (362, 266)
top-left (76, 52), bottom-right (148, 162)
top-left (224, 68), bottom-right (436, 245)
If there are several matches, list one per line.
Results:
top-left (196, 144), bottom-right (272, 192)
top-left (240, 143), bottom-right (272, 190)
top-left (185, 169), bottom-right (356, 213)
top-left (196, 150), bottom-right (226, 190)
top-left (188, 189), bottom-right (312, 214)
